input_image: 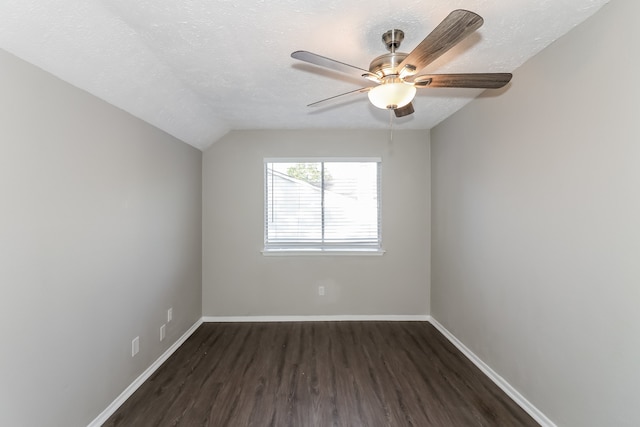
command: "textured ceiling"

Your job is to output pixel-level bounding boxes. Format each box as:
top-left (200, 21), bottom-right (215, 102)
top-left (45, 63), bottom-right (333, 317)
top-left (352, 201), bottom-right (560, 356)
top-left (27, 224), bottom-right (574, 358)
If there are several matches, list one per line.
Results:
top-left (0, 0), bottom-right (609, 150)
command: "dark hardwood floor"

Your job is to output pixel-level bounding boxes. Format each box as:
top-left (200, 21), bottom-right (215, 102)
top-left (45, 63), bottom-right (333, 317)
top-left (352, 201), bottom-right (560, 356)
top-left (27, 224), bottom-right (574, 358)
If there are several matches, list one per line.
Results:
top-left (104, 322), bottom-right (538, 426)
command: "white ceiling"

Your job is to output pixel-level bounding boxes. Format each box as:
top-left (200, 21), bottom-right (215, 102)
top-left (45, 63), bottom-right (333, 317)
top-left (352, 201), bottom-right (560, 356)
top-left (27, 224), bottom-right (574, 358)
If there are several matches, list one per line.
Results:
top-left (0, 0), bottom-right (609, 150)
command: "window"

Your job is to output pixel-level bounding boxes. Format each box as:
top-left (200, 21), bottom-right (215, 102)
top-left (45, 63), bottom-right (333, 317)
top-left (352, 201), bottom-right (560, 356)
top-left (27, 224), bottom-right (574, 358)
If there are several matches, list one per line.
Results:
top-left (264, 158), bottom-right (382, 254)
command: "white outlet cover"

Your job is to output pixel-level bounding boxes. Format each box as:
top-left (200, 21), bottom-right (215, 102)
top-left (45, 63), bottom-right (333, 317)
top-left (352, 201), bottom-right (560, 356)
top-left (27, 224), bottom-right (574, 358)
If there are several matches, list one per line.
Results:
top-left (160, 324), bottom-right (166, 341)
top-left (167, 308), bottom-right (173, 323)
top-left (131, 336), bottom-right (139, 357)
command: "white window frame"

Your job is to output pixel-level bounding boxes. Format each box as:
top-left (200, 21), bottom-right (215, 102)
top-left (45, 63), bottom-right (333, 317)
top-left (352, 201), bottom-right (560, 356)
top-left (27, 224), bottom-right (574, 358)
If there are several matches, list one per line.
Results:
top-left (263, 157), bottom-right (384, 256)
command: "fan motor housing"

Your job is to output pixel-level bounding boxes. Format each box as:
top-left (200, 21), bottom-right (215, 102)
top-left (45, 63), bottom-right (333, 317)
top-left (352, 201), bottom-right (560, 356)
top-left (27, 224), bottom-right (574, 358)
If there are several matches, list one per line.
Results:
top-left (369, 52), bottom-right (408, 77)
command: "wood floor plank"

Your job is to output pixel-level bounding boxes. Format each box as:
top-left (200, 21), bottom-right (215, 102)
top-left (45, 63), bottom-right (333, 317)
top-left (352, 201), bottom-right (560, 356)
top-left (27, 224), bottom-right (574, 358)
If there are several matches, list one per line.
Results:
top-left (104, 322), bottom-right (539, 427)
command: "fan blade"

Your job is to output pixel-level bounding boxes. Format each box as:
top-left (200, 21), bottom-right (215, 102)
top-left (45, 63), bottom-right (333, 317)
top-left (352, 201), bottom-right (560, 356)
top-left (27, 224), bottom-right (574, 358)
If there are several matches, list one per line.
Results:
top-left (394, 103), bottom-right (415, 117)
top-left (398, 9), bottom-right (483, 75)
top-left (292, 51), bottom-right (379, 81)
top-left (414, 73), bottom-right (512, 88)
top-left (307, 87), bottom-right (372, 107)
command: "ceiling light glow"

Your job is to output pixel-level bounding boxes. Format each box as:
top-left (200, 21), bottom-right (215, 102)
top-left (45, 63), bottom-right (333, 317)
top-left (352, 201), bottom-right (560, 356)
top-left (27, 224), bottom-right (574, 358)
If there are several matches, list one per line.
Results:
top-left (368, 81), bottom-right (416, 109)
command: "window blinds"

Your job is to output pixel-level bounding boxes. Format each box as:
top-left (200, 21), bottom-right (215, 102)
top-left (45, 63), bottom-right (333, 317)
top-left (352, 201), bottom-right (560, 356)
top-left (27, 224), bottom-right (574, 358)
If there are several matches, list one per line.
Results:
top-left (264, 159), bottom-right (381, 251)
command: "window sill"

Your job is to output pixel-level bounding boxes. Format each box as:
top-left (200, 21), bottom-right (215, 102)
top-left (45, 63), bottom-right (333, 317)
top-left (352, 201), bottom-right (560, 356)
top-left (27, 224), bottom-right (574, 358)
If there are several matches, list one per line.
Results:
top-left (262, 248), bottom-right (386, 257)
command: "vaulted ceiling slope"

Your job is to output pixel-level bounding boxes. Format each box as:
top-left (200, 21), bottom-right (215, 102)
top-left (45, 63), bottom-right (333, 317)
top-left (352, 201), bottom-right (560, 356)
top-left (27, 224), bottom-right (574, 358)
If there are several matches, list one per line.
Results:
top-left (0, 1), bottom-right (609, 150)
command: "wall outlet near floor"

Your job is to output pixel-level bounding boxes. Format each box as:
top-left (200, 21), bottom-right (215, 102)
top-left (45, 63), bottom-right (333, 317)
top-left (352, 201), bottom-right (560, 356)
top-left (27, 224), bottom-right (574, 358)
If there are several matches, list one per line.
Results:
top-left (131, 336), bottom-right (139, 357)
top-left (318, 285), bottom-right (325, 296)
top-left (167, 307), bottom-right (173, 323)
top-left (160, 324), bottom-right (166, 341)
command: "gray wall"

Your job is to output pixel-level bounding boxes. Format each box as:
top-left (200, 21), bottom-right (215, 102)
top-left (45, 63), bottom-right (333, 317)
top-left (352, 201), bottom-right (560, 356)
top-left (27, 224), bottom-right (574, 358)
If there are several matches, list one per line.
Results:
top-left (0, 50), bottom-right (203, 427)
top-left (431, 0), bottom-right (640, 425)
top-left (203, 130), bottom-right (430, 317)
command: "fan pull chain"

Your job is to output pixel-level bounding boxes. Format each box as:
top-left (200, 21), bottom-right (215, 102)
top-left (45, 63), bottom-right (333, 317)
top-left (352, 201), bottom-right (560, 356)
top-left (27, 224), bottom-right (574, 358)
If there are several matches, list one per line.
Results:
top-left (389, 109), bottom-right (394, 144)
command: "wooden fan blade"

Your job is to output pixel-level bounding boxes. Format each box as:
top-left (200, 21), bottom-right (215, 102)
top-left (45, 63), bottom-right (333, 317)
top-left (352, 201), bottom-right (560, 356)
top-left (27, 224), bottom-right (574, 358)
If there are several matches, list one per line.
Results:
top-left (307, 87), bottom-right (372, 107)
top-left (398, 9), bottom-right (483, 75)
top-left (414, 73), bottom-right (512, 88)
top-left (292, 51), bottom-right (379, 80)
top-left (394, 103), bottom-right (415, 117)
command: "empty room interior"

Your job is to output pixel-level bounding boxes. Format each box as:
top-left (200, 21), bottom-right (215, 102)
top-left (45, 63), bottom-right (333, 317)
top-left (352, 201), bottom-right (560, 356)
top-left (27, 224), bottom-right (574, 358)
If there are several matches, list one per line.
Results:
top-left (1, 0), bottom-right (638, 426)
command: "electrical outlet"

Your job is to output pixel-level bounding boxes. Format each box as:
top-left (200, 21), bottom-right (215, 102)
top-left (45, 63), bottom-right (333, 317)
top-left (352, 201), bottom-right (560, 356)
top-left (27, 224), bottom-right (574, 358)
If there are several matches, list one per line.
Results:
top-left (167, 307), bottom-right (173, 323)
top-left (318, 285), bottom-right (325, 296)
top-left (131, 336), bottom-right (139, 357)
top-left (160, 324), bottom-right (166, 341)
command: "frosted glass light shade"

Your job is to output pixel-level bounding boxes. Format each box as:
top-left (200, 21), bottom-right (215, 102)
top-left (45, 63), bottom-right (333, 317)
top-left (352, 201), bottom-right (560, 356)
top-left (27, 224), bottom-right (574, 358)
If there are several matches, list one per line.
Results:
top-left (368, 82), bottom-right (416, 109)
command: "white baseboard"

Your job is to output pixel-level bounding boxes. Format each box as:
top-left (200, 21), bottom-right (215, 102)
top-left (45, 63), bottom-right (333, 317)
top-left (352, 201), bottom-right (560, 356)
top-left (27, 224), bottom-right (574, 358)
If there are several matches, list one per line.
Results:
top-left (427, 316), bottom-right (556, 427)
top-left (202, 314), bottom-right (430, 323)
top-left (87, 318), bottom-right (203, 427)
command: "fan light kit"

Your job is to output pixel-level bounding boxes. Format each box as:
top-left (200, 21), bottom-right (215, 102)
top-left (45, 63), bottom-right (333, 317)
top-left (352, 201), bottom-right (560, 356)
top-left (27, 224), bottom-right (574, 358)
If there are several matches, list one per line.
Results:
top-left (291, 10), bottom-right (512, 118)
top-left (368, 79), bottom-right (416, 109)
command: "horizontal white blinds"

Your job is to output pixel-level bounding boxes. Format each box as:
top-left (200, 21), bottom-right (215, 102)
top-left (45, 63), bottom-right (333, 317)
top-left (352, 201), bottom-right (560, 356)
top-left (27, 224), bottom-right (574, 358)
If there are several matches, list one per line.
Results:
top-left (265, 160), bottom-right (381, 249)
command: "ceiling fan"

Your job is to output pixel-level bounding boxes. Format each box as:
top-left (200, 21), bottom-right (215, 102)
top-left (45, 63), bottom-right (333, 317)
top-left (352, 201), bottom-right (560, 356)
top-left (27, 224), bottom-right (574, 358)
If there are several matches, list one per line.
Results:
top-left (291, 9), bottom-right (512, 117)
